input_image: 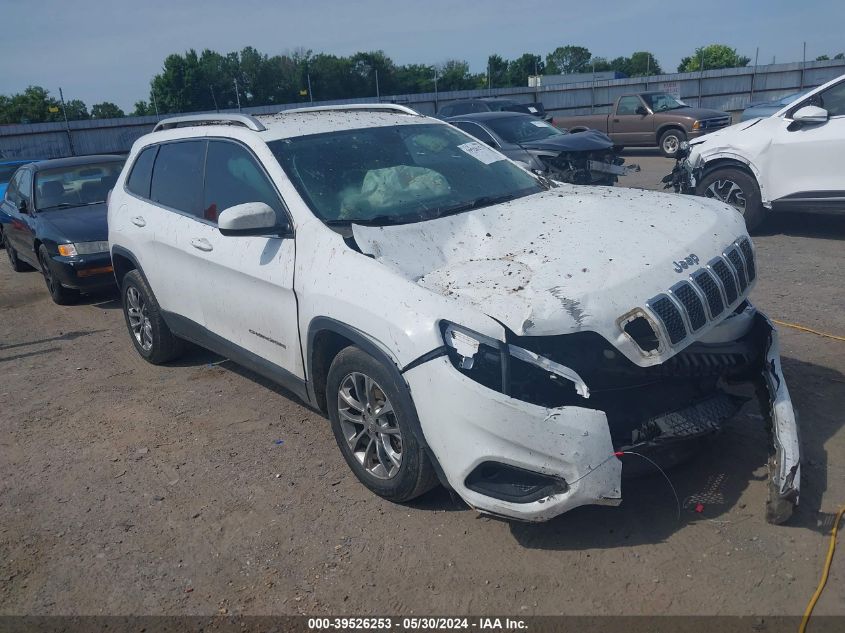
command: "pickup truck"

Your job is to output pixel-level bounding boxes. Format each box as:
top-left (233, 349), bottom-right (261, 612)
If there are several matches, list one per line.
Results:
top-left (553, 92), bottom-right (731, 157)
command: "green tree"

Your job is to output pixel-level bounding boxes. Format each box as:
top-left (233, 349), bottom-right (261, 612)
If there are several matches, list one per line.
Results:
top-left (507, 53), bottom-right (544, 86)
top-left (63, 99), bottom-right (89, 120)
top-left (816, 55), bottom-right (830, 61)
top-left (436, 59), bottom-right (478, 91)
top-left (486, 54), bottom-right (509, 88)
top-left (545, 45), bottom-right (592, 74)
top-left (132, 100), bottom-right (156, 116)
top-left (589, 57), bottom-right (613, 72)
top-left (836, 53), bottom-right (845, 60)
top-left (677, 44), bottom-right (750, 72)
top-left (0, 86), bottom-right (63, 124)
top-left (91, 102), bottom-right (124, 119)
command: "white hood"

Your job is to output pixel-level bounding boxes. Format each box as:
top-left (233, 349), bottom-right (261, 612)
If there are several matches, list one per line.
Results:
top-left (352, 185), bottom-right (749, 359)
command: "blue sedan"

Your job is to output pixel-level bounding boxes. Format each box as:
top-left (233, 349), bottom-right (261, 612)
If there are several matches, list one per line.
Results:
top-left (1, 155), bottom-right (124, 304)
top-left (740, 90), bottom-right (810, 121)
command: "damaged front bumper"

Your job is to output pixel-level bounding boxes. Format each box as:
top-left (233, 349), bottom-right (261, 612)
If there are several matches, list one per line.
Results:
top-left (405, 311), bottom-right (799, 523)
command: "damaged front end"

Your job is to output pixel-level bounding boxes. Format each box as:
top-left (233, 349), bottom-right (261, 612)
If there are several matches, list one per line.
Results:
top-left (537, 151), bottom-right (638, 186)
top-left (431, 308), bottom-right (799, 524)
top-left (663, 142), bottom-right (698, 194)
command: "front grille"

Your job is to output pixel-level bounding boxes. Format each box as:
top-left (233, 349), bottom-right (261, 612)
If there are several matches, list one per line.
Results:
top-left (711, 258), bottom-right (739, 304)
top-left (738, 238), bottom-right (756, 282)
top-left (671, 282), bottom-right (706, 331)
top-left (648, 295), bottom-right (686, 344)
top-left (726, 248), bottom-right (748, 291)
top-left (691, 269), bottom-right (725, 319)
top-left (701, 117), bottom-right (731, 129)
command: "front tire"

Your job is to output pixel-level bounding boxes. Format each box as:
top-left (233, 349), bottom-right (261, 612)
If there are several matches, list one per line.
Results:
top-left (659, 128), bottom-right (687, 158)
top-left (121, 269), bottom-right (183, 364)
top-left (326, 346), bottom-right (438, 502)
top-left (38, 245), bottom-right (79, 305)
top-left (696, 167), bottom-right (766, 232)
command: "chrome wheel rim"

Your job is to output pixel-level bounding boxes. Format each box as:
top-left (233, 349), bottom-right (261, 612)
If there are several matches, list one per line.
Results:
top-left (337, 372), bottom-right (402, 479)
top-left (125, 286), bottom-right (153, 351)
top-left (705, 179), bottom-right (746, 213)
top-left (662, 134), bottom-right (680, 154)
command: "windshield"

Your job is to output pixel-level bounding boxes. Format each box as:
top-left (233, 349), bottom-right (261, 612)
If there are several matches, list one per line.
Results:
top-left (485, 116), bottom-right (564, 144)
top-left (268, 123), bottom-right (543, 225)
top-left (35, 161), bottom-right (124, 211)
top-left (642, 93), bottom-right (687, 112)
top-left (485, 100), bottom-right (519, 112)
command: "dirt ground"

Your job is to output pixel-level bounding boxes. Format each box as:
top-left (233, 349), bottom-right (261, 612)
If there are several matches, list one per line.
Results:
top-left (1, 152), bottom-right (844, 617)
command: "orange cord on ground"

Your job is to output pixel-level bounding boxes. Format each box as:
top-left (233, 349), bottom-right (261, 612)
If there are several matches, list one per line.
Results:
top-left (799, 505), bottom-right (845, 633)
top-left (773, 319), bottom-right (845, 343)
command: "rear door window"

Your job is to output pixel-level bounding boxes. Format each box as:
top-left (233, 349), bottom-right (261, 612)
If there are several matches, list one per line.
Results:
top-left (150, 140), bottom-right (206, 216)
top-left (126, 145), bottom-right (159, 199)
top-left (5, 171), bottom-right (22, 205)
top-left (202, 140), bottom-right (284, 224)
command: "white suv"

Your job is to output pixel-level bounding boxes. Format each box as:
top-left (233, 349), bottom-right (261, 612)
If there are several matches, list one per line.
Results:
top-left (669, 72), bottom-right (845, 230)
top-left (108, 105), bottom-right (800, 523)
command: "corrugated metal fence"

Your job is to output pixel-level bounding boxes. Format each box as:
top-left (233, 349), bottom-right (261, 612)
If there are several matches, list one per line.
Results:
top-left (2, 59), bottom-right (843, 160)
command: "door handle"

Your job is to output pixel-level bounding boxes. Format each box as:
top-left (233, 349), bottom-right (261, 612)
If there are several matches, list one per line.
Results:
top-left (130, 216), bottom-right (146, 227)
top-left (190, 238), bottom-right (213, 252)
top-left (613, 118), bottom-right (620, 123)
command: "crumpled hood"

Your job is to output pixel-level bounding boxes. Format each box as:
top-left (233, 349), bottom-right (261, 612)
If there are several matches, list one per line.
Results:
top-left (352, 186), bottom-right (748, 345)
top-left (520, 129), bottom-right (614, 153)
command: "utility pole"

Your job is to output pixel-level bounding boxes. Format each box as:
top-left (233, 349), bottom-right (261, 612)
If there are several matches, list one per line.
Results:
top-left (698, 50), bottom-right (704, 107)
top-left (375, 69), bottom-right (380, 100)
top-left (307, 73), bottom-right (313, 104)
top-left (151, 86), bottom-right (160, 117)
top-left (210, 85), bottom-right (219, 112)
top-left (234, 77), bottom-right (242, 111)
top-left (433, 67), bottom-right (439, 114)
top-left (800, 41), bottom-right (806, 89)
top-left (58, 87), bottom-right (76, 156)
top-left (750, 47), bottom-right (759, 103)
top-left (488, 59), bottom-right (492, 94)
top-left (645, 53), bottom-right (650, 90)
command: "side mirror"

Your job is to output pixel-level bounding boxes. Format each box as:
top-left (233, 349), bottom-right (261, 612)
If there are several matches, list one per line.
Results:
top-left (792, 105), bottom-right (828, 124)
top-left (635, 105), bottom-right (648, 115)
top-left (218, 202), bottom-right (287, 237)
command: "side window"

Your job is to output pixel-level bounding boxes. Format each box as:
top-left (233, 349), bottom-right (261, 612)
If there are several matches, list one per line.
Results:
top-left (449, 103), bottom-right (472, 116)
top-left (453, 122), bottom-right (497, 146)
top-left (18, 169), bottom-right (33, 206)
top-left (617, 96), bottom-right (642, 115)
top-left (438, 105), bottom-right (454, 118)
top-left (150, 140), bottom-right (206, 215)
top-left (126, 145), bottom-right (158, 199)
top-left (203, 141), bottom-right (284, 224)
top-left (817, 81), bottom-right (845, 117)
top-left (5, 171), bottom-right (21, 205)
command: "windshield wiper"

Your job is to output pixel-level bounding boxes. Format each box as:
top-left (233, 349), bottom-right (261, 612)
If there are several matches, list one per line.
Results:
top-left (325, 214), bottom-right (420, 227)
top-left (39, 201), bottom-right (103, 211)
top-left (427, 192), bottom-right (521, 219)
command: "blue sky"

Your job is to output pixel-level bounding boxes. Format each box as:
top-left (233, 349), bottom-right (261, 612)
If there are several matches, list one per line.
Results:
top-left (0, 0), bottom-right (841, 111)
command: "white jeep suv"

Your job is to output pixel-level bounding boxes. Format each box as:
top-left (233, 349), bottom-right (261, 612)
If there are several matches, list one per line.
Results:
top-left (108, 105), bottom-right (800, 523)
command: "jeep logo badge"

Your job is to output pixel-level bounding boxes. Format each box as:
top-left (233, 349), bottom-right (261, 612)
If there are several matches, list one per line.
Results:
top-left (673, 254), bottom-right (700, 273)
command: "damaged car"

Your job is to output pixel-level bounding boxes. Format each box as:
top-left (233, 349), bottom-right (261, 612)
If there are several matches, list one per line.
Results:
top-left (447, 112), bottom-right (635, 186)
top-left (665, 72), bottom-right (845, 231)
top-left (108, 105), bottom-right (800, 524)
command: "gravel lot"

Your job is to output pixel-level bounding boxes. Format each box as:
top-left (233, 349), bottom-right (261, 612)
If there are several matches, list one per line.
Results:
top-left (1, 152), bottom-right (843, 617)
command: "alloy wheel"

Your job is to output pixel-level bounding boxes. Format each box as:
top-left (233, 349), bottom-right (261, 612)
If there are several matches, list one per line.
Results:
top-left (662, 135), bottom-right (680, 155)
top-left (337, 372), bottom-right (402, 479)
top-left (125, 286), bottom-right (153, 351)
top-left (705, 179), bottom-right (747, 212)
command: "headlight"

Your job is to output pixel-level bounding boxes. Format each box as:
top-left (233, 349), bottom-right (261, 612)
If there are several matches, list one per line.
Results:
top-left (440, 321), bottom-right (589, 398)
top-left (692, 121), bottom-right (701, 130)
top-left (58, 241), bottom-right (109, 256)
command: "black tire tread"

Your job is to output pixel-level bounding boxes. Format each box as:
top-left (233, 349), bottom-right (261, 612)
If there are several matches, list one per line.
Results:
top-left (697, 167), bottom-right (766, 232)
top-left (121, 269), bottom-right (183, 364)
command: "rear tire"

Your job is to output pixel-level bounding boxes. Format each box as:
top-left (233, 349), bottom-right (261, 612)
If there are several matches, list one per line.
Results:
top-left (326, 345), bottom-right (439, 502)
top-left (4, 233), bottom-right (32, 272)
top-left (121, 269), bottom-right (183, 364)
top-left (696, 167), bottom-right (766, 232)
top-left (38, 245), bottom-right (79, 305)
top-left (659, 128), bottom-right (687, 158)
